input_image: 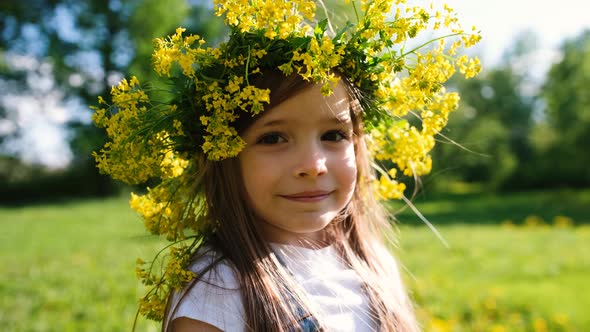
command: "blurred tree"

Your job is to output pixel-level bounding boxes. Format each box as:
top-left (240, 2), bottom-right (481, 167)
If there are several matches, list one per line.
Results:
top-left (428, 32), bottom-right (537, 191)
top-left (0, 0), bottom-right (224, 201)
top-left (540, 30), bottom-right (590, 187)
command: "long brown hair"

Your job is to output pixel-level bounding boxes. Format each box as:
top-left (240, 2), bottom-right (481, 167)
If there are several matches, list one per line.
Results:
top-left (163, 70), bottom-right (419, 331)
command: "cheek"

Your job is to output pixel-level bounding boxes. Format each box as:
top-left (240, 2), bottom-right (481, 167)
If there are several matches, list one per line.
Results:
top-left (240, 153), bottom-right (273, 199)
top-left (339, 145), bottom-right (358, 190)
top-left (239, 154), bottom-right (253, 192)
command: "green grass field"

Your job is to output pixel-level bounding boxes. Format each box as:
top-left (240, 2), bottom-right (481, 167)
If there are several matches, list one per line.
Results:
top-left (1, 189), bottom-right (589, 331)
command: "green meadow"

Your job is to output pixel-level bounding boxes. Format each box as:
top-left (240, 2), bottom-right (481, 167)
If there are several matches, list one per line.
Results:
top-left (1, 189), bottom-right (589, 331)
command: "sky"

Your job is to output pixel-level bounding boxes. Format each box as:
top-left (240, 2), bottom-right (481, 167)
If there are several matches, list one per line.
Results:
top-left (446, 0), bottom-right (590, 71)
top-left (3, 0), bottom-right (590, 168)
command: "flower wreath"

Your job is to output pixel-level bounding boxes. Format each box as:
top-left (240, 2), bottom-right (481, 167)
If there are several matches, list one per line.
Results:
top-left (91, 0), bottom-right (481, 321)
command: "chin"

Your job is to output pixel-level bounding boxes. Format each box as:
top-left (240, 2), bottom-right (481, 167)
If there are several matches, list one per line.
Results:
top-left (290, 213), bottom-right (337, 232)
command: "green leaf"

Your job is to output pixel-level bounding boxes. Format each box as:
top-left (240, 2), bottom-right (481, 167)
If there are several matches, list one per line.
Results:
top-left (314, 19), bottom-right (328, 38)
top-left (334, 22), bottom-right (355, 41)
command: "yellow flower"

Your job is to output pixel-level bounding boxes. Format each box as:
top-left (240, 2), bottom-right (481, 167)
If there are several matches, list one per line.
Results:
top-left (553, 215), bottom-right (574, 228)
top-left (533, 317), bottom-right (548, 332)
top-left (427, 317), bottom-right (454, 332)
top-left (552, 313), bottom-right (570, 326)
top-left (501, 219), bottom-right (515, 228)
top-left (524, 215), bottom-right (545, 227)
top-left (490, 324), bottom-right (507, 332)
top-left (372, 168), bottom-right (406, 200)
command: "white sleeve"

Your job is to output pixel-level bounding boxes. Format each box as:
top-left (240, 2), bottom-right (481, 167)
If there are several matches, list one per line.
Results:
top-left (165, 255), bottom-right (246, 332)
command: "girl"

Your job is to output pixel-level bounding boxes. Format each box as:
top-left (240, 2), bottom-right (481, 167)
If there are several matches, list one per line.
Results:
top-left (91, 1), bottom-right (480, 331)
top-left (163, 70), bottom-right (419, 331)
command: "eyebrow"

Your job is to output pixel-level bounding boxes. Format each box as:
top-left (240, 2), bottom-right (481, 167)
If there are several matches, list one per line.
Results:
top-left (260, 114), bottom-right (352, 127)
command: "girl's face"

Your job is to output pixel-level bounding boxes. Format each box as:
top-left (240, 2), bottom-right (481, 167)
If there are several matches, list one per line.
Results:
top-left (239, 83), bottom-right (357, 246)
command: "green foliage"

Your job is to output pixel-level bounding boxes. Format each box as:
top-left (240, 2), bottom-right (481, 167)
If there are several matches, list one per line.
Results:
top-left (431, 29), bottom-right (590, 191)
top-left (391, 188), bottom-right (590, 226)
top-left (1, 190), bottom-right (589, 331)
top-left (427, 31), bottom-right (581, 191)
top-left (0, 1), bottom-right (226, 199)
top-left (0, 157), bottom-right (119, 204)
top-left (540, 30), bottom-right (590, 186)
top-left (430, 62), bottom-right (534, 190)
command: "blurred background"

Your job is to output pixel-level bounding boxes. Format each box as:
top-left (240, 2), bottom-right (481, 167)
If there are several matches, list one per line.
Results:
top-left (1, 0), bottom-right (589, 331)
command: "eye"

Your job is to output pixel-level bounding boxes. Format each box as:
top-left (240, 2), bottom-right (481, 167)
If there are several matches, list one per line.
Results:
top-left (321, 130), bottom-right (350, 142)
top-left (256, 132), bottom-right (286, 145)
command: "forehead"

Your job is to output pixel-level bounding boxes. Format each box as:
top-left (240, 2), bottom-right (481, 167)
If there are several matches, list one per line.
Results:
top-left (257, 82), bottom-right (351, 125)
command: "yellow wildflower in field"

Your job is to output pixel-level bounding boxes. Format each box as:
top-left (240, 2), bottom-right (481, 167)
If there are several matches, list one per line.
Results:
top-left (427, 317), bottom-right (456, 332)
top-left (490, 324), bottom-right (507, 332)
top-left (501, 219), bottom-right (515, 228)
top-left (552, 313), bottom-right (570, 326)
top-left (524, 215), bottom-right (546, 227)
top-left (533, 317), bottom-right (548, 332)
top-left (484, 296), bottom-right (497, 310)
top-left (553, 215), bottom-right (574, 228)
top-left (508, 313), bottom-right (524, 325)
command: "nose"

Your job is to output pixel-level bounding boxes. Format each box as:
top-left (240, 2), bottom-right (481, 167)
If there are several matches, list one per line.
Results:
top-left (293, 144), bottom-right (327, 178)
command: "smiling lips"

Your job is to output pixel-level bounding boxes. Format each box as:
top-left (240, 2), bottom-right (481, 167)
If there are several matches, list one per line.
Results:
top-left (281, 191), bottom-right (332, 202)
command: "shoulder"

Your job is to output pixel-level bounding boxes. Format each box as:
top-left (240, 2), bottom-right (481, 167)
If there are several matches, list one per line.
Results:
top-left (188, 248), bottom-right (241, 289)
top-left (164, 247), bottom-right (246, 332)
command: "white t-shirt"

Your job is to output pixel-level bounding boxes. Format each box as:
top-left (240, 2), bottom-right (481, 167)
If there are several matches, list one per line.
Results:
top-left (165, 244), bottom-right (377, 332)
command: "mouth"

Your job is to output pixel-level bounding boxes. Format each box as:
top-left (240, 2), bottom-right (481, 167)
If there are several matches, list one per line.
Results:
top-left (280, 191), bottom-right (332, 202)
